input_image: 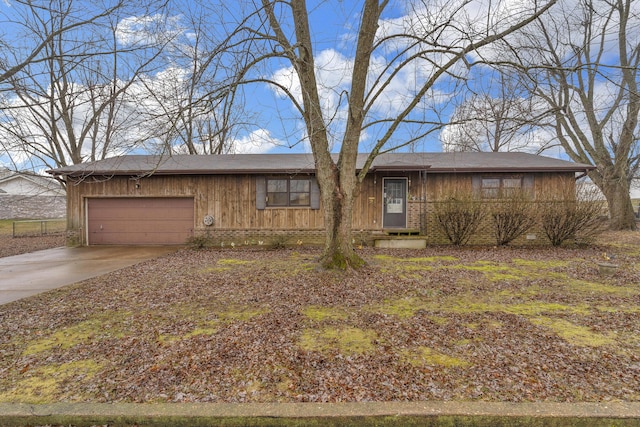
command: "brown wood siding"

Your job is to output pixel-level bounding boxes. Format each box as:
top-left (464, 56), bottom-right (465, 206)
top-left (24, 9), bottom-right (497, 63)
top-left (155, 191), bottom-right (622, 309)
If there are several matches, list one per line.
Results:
top-left (87, 197), bottom-right (194, 245)
top-left (423, 172), bottom-right (578, 245)
top-left (63, 170), bottom-right (575, 246)
top-left (423, 172), bottom-right (576, 200)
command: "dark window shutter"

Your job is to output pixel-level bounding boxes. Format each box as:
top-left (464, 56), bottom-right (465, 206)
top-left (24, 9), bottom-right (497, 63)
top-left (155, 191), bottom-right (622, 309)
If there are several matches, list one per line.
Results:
top-left (523, 174), bottom-right (535, 198)
top-left (256, 176), bottom-right (266, 210)
top-left (472, 175), bottom-right (482, 197)
top-left (310, 177), bottom-right (320, 209)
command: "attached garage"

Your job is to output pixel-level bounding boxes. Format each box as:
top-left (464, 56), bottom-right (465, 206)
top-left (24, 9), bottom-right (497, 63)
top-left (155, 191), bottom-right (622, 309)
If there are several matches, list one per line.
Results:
top-left (87, 197), bottom-right (194, 245)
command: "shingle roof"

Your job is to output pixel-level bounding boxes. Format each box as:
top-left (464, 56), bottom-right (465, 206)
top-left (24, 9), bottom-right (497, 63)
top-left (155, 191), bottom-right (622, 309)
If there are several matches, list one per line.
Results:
top-left (47, 152), bottom-right (594, 177)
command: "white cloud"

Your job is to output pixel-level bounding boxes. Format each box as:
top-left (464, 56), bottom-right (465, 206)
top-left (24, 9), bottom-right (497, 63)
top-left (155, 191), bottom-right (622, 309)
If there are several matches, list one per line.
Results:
top-left (271, 48), bottom-right (352, 113)
top-left (116, 13), bottom-right (183, 47)
top-left (269, 48), bottom-right (354, 149)
top-left (229, 129), bottom-right (281, 154)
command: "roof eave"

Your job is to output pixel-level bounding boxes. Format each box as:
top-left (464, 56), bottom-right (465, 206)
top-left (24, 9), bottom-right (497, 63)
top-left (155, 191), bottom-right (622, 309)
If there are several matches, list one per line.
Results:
top-left (426, 166), bottom-right (595, 173)
top-left (48, 168), bottom-right (319, 177)
top-left (368, 165), bottom-right (432, 172)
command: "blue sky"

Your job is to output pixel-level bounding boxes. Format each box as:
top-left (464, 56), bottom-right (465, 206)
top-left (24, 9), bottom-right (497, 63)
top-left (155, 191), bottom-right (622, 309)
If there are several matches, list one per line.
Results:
top-left (0, 0), bottom-right (629, 170)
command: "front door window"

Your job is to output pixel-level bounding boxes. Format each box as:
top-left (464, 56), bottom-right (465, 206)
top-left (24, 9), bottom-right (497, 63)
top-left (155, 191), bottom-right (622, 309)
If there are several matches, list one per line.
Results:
top-left (383, 178), bottom-right (407, 228)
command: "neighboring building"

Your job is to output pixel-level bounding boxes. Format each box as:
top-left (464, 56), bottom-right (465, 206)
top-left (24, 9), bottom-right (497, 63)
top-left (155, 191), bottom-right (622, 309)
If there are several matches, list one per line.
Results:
top-left (0, 167), bottom-right (65, 196)
top-left (47, 152), bottom-right (594, 246)
top-left (0, 168), bottom-right (66, 219)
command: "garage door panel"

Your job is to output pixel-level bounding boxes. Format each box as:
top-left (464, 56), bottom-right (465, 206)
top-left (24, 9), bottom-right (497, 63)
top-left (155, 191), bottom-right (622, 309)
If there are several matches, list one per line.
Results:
top-left (90, 231), bottom-right (190, 245)
top-left (90, 220), bottom-right (192, 233)
top-left (87, 198), bottom-right (194, 245)
top-left (89, 209), bottom-right (194, 223)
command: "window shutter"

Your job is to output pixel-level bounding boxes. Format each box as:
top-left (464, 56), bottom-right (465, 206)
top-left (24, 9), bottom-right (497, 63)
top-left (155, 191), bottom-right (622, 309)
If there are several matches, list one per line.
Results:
top-left (310, 177), bottom-right (320, 209)
top-left (523, 174), bottom-right (535, 198)
top-left (256, 176), bottom-right (266, 210)
top-left (471, 175), bottom-right (482, 197)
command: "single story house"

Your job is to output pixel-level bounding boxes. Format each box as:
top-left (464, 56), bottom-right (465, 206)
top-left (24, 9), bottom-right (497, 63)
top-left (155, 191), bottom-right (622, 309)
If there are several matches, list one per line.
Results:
top-left (0, 168), bottom-right (66, 219)
top-left (47, 152), bottom-right (594, 246)
top-left (0, 168), bottom-right (65, 197)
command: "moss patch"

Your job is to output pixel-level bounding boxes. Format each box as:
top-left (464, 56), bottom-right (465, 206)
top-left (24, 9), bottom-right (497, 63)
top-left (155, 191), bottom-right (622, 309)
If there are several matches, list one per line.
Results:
top-left (375, 295), bottom-right (592, 319)
top-left (376, 297), bottom-right (430, 318)
top-left (22, 316), bottom-right (126, 356)
top-left (406, 256), bottom-right (459, 263)
top-left (0, 360), bottom-right (102, 403)
top-left (450, 261), bottom-right (524, 282)
top-left (511, 258), bottom-right (570, 269)
top-left (563, 280), bottom-right (640, 296)
top-left (530, 317), bottom-right (616, 347)
top-left (302, 306), bottom-right (349, 322)
top-left (299, 327), bottom-right (378, 354)
top-left (401, 346), bottom-right (470, 368)
top-left (218, 259), bottom-right (253, 266)
top-left (199, 258), bottom-right (254, 273)
top-left (372, 255), bottom-right (459, 274)
top-left (159, 306), bottom-right (269, 343)
top-left (427, 315), bottom-right (449, 326)
top-left (443, 259), bottom-right (578, 284)
top-left (499, 302), bottom-right (590, 316)
top-left (374, 255), bottom-right (458, 263)
top-left (218, 306), bottom-right (269, 322)
top-left (248, 254), bottom-right (317, 276)
top-left (596, 304), bottom-right (640, 314)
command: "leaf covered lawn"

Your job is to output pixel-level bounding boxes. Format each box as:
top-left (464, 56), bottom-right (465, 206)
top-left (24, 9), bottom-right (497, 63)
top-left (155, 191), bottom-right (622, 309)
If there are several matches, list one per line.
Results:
top-left (0, 232), bottom-right (639, 404)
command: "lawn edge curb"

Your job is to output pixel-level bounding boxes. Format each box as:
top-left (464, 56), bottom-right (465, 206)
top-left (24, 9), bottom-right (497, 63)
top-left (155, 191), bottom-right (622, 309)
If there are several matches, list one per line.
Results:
top-left (1, 401), bottom-right (640, 426)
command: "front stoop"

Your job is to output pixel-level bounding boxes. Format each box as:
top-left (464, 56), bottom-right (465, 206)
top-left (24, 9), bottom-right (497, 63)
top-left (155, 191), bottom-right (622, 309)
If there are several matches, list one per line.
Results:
top-left (374, 230), bottom-right (427, 249)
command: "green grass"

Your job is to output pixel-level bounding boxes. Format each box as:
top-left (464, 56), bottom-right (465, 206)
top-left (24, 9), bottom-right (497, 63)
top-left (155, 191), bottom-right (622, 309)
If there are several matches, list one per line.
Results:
top-left (0, 219), bottom-right (14, 234)
top-left (1, 218), bottom-right (66, 236)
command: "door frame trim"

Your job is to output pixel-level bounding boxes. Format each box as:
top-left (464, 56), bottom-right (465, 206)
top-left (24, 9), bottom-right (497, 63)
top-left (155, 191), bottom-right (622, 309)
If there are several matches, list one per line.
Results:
top-left (382, 177), bottom-right (408, 229)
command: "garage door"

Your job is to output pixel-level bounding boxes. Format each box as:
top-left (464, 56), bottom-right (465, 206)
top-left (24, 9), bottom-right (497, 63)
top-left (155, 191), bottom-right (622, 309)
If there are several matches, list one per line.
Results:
top-left (87, 198), bottom-right (194, 245)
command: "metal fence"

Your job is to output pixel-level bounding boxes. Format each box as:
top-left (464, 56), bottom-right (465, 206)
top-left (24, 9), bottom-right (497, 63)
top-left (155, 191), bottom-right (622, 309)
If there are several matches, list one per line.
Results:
top-left (12, 219), bottom-right (66, 237)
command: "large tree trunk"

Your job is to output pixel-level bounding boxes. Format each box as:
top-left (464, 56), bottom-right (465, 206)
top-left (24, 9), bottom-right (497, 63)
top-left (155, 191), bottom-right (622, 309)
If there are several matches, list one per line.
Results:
top-left (588, 165), bottom-right (637, 230)
top-left (314, 153), bottom-right (365, 270)
top-left (319, 187), bottom-right (365, 270)
top-left (601, 180), bottom-right (637, 230)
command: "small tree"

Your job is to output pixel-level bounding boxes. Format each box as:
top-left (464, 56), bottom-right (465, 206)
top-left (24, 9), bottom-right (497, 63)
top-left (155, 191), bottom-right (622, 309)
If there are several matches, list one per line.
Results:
top-left (540, 184), bottom-right (607, 246)
top-left (491, 192), bottom-right (537, 246)
top-left (433, 192), bottom-right (487, 246)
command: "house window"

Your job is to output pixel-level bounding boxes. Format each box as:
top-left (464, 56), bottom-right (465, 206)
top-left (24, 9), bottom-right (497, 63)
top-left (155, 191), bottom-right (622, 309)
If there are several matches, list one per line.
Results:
top-left (267, 178), bottom-right (311, 207)
top-left (481, 176), bottom-right (523, 198)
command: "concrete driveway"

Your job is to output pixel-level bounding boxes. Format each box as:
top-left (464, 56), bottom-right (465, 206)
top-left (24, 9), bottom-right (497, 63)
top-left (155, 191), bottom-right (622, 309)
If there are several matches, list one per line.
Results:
top-left (0, 246), bottom-right (177, 305)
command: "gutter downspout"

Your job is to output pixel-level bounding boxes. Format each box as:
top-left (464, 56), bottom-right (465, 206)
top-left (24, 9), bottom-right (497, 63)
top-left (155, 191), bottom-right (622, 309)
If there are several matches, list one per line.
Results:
top-left (575, 168), bottom-right (592, 180)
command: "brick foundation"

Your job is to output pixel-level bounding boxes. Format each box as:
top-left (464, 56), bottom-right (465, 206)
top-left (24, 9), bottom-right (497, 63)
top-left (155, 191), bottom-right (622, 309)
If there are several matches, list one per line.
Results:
top-left (190, 228), bottom-right (381, 248)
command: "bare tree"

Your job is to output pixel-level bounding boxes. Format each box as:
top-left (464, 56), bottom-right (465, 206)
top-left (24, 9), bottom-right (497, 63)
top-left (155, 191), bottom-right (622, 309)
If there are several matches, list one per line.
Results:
top-left (0, 0), bottom-right (126, 83)
top-left (0, 0), bottom-right (170, 172)
top-left (228, 0), bottom-right (556, 269)
top-left (442, 72), bottom-right (541, 152)
top-left (498, 0), bottom-right (640, 230)
top-left (133, 3), bottom-right (252, 156)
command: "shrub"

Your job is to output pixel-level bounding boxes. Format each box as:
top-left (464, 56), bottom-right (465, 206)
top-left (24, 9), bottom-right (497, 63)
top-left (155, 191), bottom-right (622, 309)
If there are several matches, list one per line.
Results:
top-left (539, 184), bottom-right (607, 246)
top-left (490, 192), bottom-right (537, 246)
top-left (186, 232), bottom-right (214, 249)
top-left (269, 234), bottom-right (291, 249)
top-left (433, 192), bottom-right (487, 245)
